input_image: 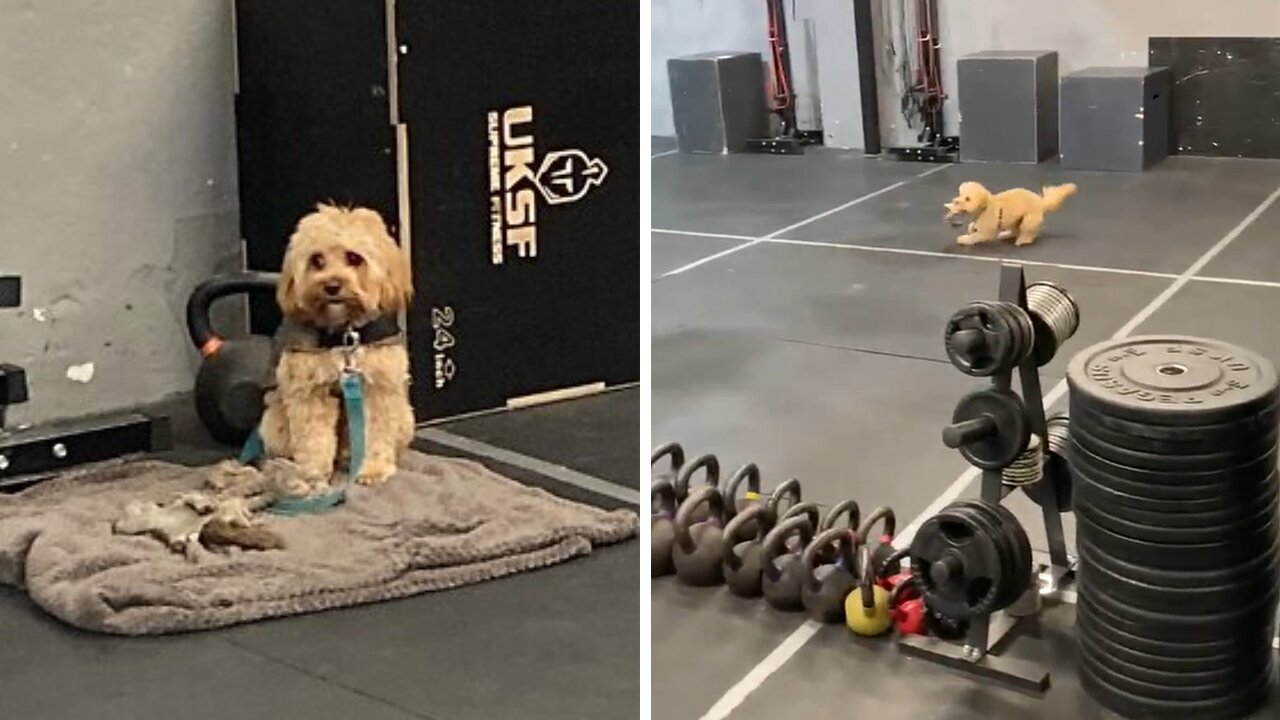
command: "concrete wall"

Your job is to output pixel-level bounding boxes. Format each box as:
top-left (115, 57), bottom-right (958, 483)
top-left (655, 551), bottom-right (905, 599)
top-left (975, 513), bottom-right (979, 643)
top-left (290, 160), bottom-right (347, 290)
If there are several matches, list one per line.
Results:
top-left (652, 0), bottom-right (869, 148)
top-left (878, 0), bottom-right (1280, 146)
top-left (651, 0), bottom-right (769, 138)
top-left (0, 0), bottom-right (241, 426)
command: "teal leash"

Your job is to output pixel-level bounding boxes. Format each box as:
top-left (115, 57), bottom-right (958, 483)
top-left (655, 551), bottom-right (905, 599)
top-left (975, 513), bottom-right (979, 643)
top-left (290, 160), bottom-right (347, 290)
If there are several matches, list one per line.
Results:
top-left (237, 368), bottom-right (367, 516)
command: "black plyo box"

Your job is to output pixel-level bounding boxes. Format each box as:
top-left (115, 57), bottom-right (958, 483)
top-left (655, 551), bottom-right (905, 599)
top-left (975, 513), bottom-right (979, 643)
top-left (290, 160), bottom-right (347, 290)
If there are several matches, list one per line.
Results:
top-left (1060, 67), bottom-right (1170, 172)
top-left (235, 1), bottom-right (639, 421)
top-left (1149, 37), bottom-right (1280, 159)
top-left (667, 51), bottom-right (768, 154)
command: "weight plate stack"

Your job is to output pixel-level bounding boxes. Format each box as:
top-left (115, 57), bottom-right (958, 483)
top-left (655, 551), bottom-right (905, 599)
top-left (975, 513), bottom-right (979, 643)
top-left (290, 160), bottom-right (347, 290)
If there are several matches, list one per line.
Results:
top-left (1066, 336), bottom-right (1280, 719)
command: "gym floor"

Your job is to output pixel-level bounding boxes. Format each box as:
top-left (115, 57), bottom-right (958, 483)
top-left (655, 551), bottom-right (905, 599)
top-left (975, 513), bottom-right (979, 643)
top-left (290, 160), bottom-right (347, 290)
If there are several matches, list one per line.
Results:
top-left (0, 387), bottom-right (639, 720)
top-left (651, 136), bottom-right (1280, 720)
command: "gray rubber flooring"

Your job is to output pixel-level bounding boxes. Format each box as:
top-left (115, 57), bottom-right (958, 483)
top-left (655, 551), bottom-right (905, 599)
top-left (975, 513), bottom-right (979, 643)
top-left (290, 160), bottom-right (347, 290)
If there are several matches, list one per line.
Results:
top-left (0, 389), bottom-right (639, 720)
top-left (651, 141), bottom-right (1280, 720)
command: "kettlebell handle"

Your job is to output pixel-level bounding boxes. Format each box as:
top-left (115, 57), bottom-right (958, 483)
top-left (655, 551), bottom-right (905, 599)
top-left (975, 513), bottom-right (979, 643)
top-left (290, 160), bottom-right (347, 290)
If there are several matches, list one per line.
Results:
top-left (888, 575), bottom-right (919, 609)
top-left (781, 501), bottom-right (821, 531)
top-left (879, 546), bottom-right (911, 581)
top-left (800, 527), bottom-right (859, 594)
top-left (856, 506), bottom-right (897, 545)
top-left (673, 453), bottom-right (720, 499)
top-left (764, 478), bottom-right (802, 517)
top-left (721, 503), bottom-right (772, 571)
top-left (760, 514), bottom-right (815, 583)
top-left (821, 498), bottom-right (862, 532)
top-left (673, 486), bottom-right (726, 552)
top-left (651, 442), bottom-right (685, 473)
top-left (652, 479), bottom-right (677, 517)
top-left (724, 463), bottom-right (762, 516)
top-left (858, 544), bottom-right (879, 609)
top-left (186, 272), bottom-right (280, 354)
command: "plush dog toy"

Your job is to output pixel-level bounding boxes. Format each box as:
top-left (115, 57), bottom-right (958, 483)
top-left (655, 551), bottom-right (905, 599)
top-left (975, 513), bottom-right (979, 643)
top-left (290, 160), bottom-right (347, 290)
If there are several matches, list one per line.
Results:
top-left (943, 181), bottom-right (1077, 247)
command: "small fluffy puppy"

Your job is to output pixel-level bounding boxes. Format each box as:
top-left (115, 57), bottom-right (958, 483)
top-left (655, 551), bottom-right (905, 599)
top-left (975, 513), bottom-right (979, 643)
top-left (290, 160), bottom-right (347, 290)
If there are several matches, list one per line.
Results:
top-left (260, 204), bottom-right (414, 490)
top-left (943, 181), bottom-right (1077, 247)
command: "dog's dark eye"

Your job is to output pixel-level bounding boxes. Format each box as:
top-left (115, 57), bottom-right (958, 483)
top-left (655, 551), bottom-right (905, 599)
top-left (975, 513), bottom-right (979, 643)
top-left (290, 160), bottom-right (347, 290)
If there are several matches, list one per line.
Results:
top-left (308, 253), bottom-right (325, 270)
top-left (964, 196), bottom-right (971, 202)
top-left (345, 252), bottom-right (364, 267)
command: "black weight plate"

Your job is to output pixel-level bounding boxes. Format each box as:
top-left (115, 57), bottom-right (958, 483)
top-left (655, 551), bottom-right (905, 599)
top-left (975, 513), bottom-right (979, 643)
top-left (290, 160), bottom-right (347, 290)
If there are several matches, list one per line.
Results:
top-left (1067, 335), bottom-right (1280, 426)
top-left (1075, 486), bottom-right (1279, 545)
top-left (1071, 418), bottom-right (1279, 473)
top-left (1076, 607), bottom-right (1262, 675)
top-left (1079, 638), bottom-right (1275, 705)
top-left (1076, 594), bottom-right (1273, 661)
top-left (1080, 653), bottom-right (1275, 720)
top-left (909, 505), bottom-right (1003, 619)
top-left (988, 501), bottom-right (1034, 607)
top-left (1078, 583), bottom-right (1280, 642)
top-left (949, 499), bottom-right (1027, 611)
top-left (1068, 440), bottom-right (1278, 504)
top-left (1068, 399), bottom-right (1280, 452)
top-left (1077, 509), bottom-right (1280, 571)
top-left (944, 302), bottom-right (1019, 377)
top-left (1078, 542), bottom-right (1280, 614)
top-left (1079, 533), bottom-right (1280, 591)
top-left (1079, 630), bottom-right (1272, 692)
top-left (984, 300), bottom-right (1033, 368)
top-left (1076, 472), bottom-right (1279, 529)
top-left (950, 388), bottom-right (1029, 470)
top-left (1074, 465), bottom-right (1279, 518)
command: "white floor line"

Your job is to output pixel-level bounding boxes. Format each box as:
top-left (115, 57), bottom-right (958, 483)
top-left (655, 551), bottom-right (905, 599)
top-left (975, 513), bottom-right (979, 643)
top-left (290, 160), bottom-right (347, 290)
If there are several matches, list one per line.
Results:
top-left (695, 182), bottom-right (1280, 720)
top-left (416, 428), bottom-right (640, 505)
top-left (659, 164), bottom-right (950, 279)
top-left (651, 149), bottom-right (680, 159)
top-left (653, 227), bottom-right (1280, 291)
top-left (763, 237), bottom-right (1183, 282)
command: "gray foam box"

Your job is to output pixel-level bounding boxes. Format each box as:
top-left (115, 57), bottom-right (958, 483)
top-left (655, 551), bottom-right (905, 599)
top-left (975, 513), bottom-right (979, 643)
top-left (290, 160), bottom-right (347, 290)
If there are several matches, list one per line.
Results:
top-left (1060, 67), bottom-right (1170, 172)
top-left (958, 51), bottom-right (1059, 163)
top-left (667, 51), bottom-right (768, 154)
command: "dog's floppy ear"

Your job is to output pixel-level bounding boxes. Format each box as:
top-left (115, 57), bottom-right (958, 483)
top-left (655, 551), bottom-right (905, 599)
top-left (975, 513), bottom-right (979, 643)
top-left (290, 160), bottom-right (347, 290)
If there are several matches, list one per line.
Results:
top-left (346, 207), bottom-right (413, 313)
top-left (376, 237), bottom-right (414, 314)
top-left (276, 243), bottom-right (306, 317)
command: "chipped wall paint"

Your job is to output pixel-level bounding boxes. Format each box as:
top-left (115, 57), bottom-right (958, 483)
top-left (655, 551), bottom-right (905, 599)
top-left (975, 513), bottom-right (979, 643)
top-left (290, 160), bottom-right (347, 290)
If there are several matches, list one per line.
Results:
top-left (0, 0), bottom-right (242, 425)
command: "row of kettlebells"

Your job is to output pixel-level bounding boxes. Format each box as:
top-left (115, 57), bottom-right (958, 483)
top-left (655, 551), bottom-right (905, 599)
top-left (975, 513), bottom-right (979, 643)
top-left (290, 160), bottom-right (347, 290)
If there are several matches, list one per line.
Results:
top-left (651, 443), bottom-right (931, 638)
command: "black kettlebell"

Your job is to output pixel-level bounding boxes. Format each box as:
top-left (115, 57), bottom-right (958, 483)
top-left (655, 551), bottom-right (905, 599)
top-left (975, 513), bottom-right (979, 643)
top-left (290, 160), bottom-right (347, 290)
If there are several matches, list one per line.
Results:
top-left (821, 498), bottom-right (862, 532)
top-left (725, 468), bottom-right (801, 541)
top-left (761, 513), bottom-right (817, 612)
top-left (652, 479), bottom-right (679, 577)
top-left (800, 526), bottom-right (860, 623)
top-left (186, 272), bottom-right (280, 445)
top-left (673, 454), bottom-right (721, 526)
top-left (721, 483), bottom-right (806, 598)
top-left (672, 486), bottom-right (728, 586)
top-left (652, 442), bottom-right (686, 484)
top-left (815, 498), bottom-right (861, 565)
top-left (721, 503), bottom-right (772, 598)
top-left (857, 506), bottom-right (898, 578)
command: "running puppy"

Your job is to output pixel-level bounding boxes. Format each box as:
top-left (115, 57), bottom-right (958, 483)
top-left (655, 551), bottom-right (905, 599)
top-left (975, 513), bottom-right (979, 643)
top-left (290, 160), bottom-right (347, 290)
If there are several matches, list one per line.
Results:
top-left (260, 204), bottom-right (415, 491)
top-left (943, 181), bottom-right (1077, 247)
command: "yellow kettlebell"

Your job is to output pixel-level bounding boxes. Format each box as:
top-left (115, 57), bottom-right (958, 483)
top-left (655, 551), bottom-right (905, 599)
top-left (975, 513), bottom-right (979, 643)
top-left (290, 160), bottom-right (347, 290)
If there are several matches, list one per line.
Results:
top-left (846, 544), bottom-right (894, 637)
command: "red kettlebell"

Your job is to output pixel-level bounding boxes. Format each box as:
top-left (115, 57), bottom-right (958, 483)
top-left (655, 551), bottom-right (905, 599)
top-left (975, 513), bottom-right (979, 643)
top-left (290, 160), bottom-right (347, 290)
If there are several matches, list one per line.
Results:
top-left (889, 578), bottom-right (927, 636)
top-left (876, 547), bottom-right (913, 591)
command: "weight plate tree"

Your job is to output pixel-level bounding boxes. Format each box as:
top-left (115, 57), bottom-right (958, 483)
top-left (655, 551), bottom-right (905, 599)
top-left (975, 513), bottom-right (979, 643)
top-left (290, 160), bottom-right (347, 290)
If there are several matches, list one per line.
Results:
top-left (1067, 335), bottom-right (1280, 720)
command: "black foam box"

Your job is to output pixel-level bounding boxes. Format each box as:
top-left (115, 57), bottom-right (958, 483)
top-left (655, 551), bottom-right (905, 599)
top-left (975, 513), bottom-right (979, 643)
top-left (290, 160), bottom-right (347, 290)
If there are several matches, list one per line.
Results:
top-left (234, 0), bottom-right (639, 421)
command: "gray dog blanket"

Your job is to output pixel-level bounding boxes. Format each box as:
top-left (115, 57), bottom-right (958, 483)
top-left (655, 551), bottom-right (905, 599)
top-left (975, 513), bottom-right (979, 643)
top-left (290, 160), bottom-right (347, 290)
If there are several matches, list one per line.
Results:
top-left (0, 451), bottom-right (637, 635)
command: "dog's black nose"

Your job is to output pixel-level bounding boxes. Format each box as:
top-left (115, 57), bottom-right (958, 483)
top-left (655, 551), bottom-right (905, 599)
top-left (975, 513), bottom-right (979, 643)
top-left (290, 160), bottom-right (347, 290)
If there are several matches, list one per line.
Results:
top-left (323, 282), bottom-right (342, 296)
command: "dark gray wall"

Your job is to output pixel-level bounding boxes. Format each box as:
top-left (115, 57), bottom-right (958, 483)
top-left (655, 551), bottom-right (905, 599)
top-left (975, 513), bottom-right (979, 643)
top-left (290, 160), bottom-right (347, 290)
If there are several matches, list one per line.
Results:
top-left (0, 0), bottom-right (241, 426)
